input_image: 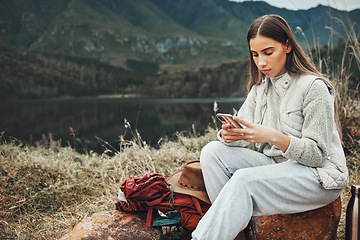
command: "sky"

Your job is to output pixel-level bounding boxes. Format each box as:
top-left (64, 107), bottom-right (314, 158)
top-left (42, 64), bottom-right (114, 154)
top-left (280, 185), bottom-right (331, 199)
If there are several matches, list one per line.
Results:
top-left (229, 0), bottom-right (360, 11)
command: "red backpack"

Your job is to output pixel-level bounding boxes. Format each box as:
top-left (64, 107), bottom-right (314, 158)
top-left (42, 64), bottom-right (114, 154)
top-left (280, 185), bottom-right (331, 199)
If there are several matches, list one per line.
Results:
top-left (115, 172), bottom-right (210, 231)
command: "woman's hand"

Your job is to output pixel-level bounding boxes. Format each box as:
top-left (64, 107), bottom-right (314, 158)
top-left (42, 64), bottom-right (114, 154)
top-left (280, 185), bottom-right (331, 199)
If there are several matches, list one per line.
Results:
top-left (221, 116), bottom-right (291, 152)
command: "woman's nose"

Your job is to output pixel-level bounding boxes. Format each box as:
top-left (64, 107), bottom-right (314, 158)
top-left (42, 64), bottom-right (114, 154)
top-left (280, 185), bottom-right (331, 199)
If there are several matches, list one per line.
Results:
top-left (258, 55), bottom-right (266, 67)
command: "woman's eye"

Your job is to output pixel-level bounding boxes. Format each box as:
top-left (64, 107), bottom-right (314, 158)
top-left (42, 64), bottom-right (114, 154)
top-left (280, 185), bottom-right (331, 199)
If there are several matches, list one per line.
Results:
top-left (265, 52), bottom-right (273, 56)
top-left (252, 53), bottom-right (258, 57)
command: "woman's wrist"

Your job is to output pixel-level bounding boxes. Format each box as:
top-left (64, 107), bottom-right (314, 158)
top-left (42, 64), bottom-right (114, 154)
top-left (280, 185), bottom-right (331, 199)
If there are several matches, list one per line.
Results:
top-left (270, 130), bottom-right (291, 152)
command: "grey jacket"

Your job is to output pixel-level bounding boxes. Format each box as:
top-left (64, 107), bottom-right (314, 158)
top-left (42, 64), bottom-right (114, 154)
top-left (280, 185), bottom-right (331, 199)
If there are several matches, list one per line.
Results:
top-left (218, 72), bottom-right (348, 190)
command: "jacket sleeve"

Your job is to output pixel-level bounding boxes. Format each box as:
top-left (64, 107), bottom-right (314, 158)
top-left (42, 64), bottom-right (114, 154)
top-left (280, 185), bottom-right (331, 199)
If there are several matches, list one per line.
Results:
top-left (217, 85), bottom-right (257, 147)
top-left (282, 80), bottom-right (334, 167)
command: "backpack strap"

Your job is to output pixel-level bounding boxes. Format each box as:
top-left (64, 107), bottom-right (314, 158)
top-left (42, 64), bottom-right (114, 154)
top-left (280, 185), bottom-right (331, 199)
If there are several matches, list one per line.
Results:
top-left (146, 206), bottom-right (154, 228)
top-left (191, 196), bottom-right (205, 216)
top-left (146, 197), bottom-right (166, 206)
top-left (145, 196), bottom-right (168, 228)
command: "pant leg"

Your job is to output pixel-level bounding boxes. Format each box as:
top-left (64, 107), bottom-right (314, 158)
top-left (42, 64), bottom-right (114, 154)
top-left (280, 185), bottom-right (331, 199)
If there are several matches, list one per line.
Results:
top-left (200, 141), bottom-right (276, 203)
top-left (193, 142), bottom-right (342, 240)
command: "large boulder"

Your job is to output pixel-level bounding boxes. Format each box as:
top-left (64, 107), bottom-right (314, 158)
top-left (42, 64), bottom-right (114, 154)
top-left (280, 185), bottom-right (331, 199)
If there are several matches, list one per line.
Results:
top-left (56, 210), bottom-right (162, 240)
top-left (245, 196), bottom-right (342, 239)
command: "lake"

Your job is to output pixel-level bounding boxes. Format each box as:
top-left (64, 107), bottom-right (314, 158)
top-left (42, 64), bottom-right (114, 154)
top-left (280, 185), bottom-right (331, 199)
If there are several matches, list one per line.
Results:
top-left (0, 97), bottom-right (245, 153)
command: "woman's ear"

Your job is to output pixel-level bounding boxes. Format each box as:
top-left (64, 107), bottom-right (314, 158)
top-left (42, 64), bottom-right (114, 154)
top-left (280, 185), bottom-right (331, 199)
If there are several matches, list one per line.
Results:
top-left (285, 39), bottom-right (292, 53)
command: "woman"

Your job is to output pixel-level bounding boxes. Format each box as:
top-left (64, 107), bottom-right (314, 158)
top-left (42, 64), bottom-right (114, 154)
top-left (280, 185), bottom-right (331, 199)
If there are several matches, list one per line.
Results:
top-left (192, 15), bottom-right (348, 240)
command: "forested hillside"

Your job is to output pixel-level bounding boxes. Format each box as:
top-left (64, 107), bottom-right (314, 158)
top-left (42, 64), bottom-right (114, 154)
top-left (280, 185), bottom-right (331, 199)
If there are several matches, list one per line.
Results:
top-left (1, 36), bottom-right (359, 100)
top-left (141, 58), bottom-right (249, 98)
top-left (0, 51), bottom-right (249, 100)
top-left (0, 52), bottom-right (143, 100)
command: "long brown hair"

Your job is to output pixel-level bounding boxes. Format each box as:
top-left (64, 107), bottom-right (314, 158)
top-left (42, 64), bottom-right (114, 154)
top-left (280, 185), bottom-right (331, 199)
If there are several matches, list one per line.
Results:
top-left (246, 15), bottom-right (322, 92)
top-left (246, 15), bottom-right (342, 139)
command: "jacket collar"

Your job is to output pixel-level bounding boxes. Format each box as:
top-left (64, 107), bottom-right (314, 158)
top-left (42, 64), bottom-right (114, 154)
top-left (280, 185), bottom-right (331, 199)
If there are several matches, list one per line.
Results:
top-left (269, 72), bottom-right (292, 96)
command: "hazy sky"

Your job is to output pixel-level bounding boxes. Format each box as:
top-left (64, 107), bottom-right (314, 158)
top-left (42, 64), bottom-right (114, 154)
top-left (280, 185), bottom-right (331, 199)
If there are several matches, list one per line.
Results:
top-left (229, 0), bottom-right (360, 11)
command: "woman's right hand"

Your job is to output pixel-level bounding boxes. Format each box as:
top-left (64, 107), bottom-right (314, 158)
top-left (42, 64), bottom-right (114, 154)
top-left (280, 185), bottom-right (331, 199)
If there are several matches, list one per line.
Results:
top-left (221, 123), bottom-right (243, 143)
top-left (221, 117), bottom-right (290, 152)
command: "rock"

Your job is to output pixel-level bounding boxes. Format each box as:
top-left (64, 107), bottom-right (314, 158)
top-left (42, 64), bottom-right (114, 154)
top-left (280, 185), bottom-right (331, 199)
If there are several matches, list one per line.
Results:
top-left (245, 197), bottom-right (342, 240)
top-left (56, 210), bottom-right (162, 240)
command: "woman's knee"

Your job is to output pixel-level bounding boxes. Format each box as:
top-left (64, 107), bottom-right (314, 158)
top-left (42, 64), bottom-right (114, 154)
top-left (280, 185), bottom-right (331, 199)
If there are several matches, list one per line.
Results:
top-left (200, 141), bottom-right (223, 166)
top-left (231, 169), bottom-right (253, 185)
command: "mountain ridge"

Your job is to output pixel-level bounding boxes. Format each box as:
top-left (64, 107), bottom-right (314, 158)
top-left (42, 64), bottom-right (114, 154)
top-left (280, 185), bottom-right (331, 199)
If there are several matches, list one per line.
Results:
top-left (1, 0), bottom-right (359, 69)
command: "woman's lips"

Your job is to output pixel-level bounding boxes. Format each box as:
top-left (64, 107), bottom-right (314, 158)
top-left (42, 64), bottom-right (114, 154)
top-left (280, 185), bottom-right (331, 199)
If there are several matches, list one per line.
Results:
top-left (261, 69), bottom-right (271, 75)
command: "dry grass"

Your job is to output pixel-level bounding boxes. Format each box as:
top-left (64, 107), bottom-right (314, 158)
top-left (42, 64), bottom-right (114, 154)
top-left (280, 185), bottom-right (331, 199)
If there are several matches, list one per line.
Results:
top-left (0, 126), bottom-right (218, 239)
top-left (0, 119), bottom-right (359, 239)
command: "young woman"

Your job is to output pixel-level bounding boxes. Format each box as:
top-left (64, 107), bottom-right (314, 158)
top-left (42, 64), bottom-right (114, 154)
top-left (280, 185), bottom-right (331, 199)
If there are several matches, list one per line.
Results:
top-left (191, 15), bottom-right (348, 240)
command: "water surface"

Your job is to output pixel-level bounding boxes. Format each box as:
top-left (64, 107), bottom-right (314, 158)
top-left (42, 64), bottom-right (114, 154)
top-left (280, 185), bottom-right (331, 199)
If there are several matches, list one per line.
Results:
top-left (0, 97), bottom-right (245, 152)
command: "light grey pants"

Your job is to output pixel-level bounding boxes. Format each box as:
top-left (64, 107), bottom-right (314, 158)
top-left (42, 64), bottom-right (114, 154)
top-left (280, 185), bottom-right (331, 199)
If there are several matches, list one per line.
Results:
top-left (192, 141), bottom-right (342, 240)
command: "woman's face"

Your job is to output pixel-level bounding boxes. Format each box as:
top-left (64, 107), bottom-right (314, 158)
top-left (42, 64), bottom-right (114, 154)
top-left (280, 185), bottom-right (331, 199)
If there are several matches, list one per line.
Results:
top-left (249, 35), bottom-right (292, 78)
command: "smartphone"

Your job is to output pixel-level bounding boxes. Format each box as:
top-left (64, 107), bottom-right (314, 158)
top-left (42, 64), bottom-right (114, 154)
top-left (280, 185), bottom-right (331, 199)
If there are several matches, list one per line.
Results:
top-left (216, 113), bottom-right (243, 128)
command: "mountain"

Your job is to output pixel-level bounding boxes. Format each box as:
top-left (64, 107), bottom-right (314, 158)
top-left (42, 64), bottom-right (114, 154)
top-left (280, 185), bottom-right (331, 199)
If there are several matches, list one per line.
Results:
top-left (0, 0), bottom-right (359, 70)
